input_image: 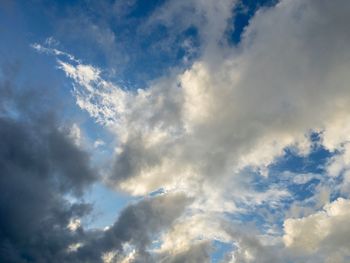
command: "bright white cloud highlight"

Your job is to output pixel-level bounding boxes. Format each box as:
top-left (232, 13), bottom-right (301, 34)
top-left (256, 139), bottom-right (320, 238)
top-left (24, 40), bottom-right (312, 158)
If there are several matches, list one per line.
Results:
top-left (284, 198), bottom-right (350, 261)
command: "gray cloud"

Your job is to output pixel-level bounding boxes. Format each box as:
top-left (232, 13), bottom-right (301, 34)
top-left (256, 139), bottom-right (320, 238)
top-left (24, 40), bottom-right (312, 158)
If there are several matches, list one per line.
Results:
top-left (0, 63), bottom-right (97, 262)
top-left (75, 192), bottom-right (190, 262)
top-left (0, 63), bottom-right (191, 263)
top-left (0, 62), bottom-right (195, 263)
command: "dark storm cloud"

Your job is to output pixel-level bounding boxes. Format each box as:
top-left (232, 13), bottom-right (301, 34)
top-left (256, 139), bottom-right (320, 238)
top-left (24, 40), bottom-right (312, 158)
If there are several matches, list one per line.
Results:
top-left (76, 193), bottom-right (191, 262)
top-left (110, 138), bottom-right (162, 184)
top-left (0, 64), bottom-right (191, 262)
top-left (0, 64), bottom-right (96, 263)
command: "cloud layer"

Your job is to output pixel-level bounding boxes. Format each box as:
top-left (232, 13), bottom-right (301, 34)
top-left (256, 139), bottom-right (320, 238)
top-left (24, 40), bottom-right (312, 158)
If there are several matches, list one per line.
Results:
top-left (4, 0), bottom-right (350, 262)
top-left (56, 0), bottom-right (350, 261)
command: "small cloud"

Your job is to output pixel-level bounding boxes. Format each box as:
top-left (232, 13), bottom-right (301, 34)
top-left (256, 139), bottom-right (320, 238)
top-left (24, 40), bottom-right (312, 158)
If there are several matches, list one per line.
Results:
top-left (94, 139), bottom-right (105, 148)
top-left (31, 42), bottom-right (80, 63)
top-left (44, 36), bottom-right (60, 47)
top-left (67, 242), bottom-right (83, 252)
top-left (67, 218), bottom-right (81, 232)
top-left (68, 123), bottom-right (82, 147)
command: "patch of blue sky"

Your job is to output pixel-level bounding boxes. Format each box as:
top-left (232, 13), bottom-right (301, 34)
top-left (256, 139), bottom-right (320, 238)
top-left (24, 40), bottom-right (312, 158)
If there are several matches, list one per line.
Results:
top-left (251, 170), bottom-right (320, 203)
top-left (270, 147), bottom-right (331, 176)
top-left (269, 132), bottom-right (332, 175)
top-left (263, 135), bottom-right (339, 204)
top-left (226, 134), bottom-right (340, 238)
top-left (229, 210), bottom-right (269, 229)
top-left (25, 0), bottom-right (200, 89)
top-left (83, 182), bottom-right (134, 229)
top-left (230, 196), bottom-right (291, 235)
top-left (226, 0), bottom-right (278, 45)
top-left (148, 187), bottom-right (166, 197)
top-left (10, 0), bottom-right (273, 92)
top-left (116, 23), bottom-right (200, 88)
top-left (287, 178), bottom-right (321, 201)
top-left (125, 0), bottom-right (167, 18)
top-left (0, 3), bottom-right (80, 114)
top-left (329, 175), bottom-right (347, 201)
top-left (211, 240), bottom-right (234, 263)
top-left (3, 0), bottom-right (283, 92)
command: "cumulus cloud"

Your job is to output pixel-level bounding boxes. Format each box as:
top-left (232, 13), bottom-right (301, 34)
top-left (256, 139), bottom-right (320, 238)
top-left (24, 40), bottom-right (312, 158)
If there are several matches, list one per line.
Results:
top-left (284, 198), bottom-right (350, 262)
top-left (31, 0), bottom-right (350, 261)
top-left (56, 0), bottom-right (350, 194)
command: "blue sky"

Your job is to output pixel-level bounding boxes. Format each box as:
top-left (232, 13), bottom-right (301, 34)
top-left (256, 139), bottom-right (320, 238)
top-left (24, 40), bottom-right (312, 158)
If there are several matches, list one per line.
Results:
top-left (2, 0), bottom-right (350, 262)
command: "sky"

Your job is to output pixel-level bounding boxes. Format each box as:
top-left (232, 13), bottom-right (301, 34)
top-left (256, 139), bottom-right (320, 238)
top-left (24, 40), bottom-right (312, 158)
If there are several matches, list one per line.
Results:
top-left (1, 0), bottom-right (350, 262)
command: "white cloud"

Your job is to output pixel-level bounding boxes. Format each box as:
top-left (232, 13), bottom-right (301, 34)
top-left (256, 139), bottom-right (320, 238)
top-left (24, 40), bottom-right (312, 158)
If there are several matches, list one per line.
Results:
top-left (67, 218), bottom-right (81, 232)
top-left (67, 242), bottom-right (83, 253)
top-left (67, 123), bottom-right (82, 147)
top-left (31, 43), bottom-right (79, 62)
top-left (35, 0), bottom-right (350, 261)
top-left (284, 198), bottom-right (350, 262)
top-left (94, 139), bottom-right (105, 148)
top-left (155, 214), bottom-right (230, 257)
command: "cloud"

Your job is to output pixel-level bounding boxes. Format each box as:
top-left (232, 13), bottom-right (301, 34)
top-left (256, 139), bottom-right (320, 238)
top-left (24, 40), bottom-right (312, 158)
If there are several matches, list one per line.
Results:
top-left (31, 43), bottom-right (80, 63)
top-left (32, 0), bottom-right (350, 261)
top-left (146, 0), bottom-right (235, 49)
top-left (159, 241), bottom-right (212, 263)
top-left (283, 198), bottom-right (350, 262)
top-left (0, 63), bottom-right (96, 262)
top-left (0, 62), bottom-right (191, 263)
top-left (75, 193), bottom-right (191, 262)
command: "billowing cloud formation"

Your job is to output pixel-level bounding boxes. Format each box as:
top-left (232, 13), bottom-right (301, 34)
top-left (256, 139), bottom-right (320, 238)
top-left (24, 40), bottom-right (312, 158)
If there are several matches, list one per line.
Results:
top-left (0, 64), bottom-right (189, 263)
top-left (284, 198), bottom-right (350, 262)
top-left (76, 193), bottom-right (191, 263)
top-left (57, 0), bottom-right (350, 195)
top-left (25, 0), bottom-right (350, 262)
top-left (0, 64), bottom-right (95, 262)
